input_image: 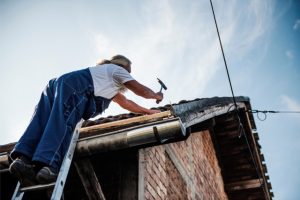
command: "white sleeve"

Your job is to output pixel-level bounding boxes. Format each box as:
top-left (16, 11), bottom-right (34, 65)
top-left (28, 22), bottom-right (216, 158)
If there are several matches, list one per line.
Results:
top-left (112, 67), bottom-right (134, 84)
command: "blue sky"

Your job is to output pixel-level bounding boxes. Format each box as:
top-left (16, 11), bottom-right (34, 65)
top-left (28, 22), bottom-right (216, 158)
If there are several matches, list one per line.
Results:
top-left (0, 0), bottom-right (299, 199)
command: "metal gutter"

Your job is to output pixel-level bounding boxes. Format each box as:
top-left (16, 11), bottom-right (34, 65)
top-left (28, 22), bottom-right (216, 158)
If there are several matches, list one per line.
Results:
top-left (76, 117), bottom-right (185, 156)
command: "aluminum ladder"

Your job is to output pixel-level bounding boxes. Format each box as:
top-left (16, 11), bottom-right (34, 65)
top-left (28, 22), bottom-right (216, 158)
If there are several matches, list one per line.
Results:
top-left (11, 120), bottom-right (83, 200)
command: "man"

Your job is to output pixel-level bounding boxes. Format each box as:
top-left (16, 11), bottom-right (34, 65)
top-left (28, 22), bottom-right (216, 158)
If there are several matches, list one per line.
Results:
top-left (9, 55), bottom-right (163, 186)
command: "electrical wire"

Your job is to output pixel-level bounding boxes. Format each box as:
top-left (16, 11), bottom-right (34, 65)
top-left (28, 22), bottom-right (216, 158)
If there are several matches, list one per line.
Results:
top-left (209, 0), bottom-right (238, 111)
top-left (209, 0), bottom-right (270, 199)
top-left (249, 110), bottom-right (300, 114)
top-left (248, 110), bottom-right (300, 121)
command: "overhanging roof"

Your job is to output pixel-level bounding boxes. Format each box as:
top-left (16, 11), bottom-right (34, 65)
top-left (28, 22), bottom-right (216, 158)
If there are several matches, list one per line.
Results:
top-left (0, 96), bottom-right (273, 199)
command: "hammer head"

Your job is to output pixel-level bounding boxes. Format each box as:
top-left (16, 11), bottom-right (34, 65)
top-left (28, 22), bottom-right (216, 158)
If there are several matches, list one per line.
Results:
top-left (157, 78), bottom-right (167, 91)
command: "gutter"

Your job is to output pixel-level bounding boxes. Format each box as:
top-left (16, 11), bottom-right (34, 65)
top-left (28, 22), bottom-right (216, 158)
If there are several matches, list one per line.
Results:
top-left (76, 117), bottom-right (186, 156)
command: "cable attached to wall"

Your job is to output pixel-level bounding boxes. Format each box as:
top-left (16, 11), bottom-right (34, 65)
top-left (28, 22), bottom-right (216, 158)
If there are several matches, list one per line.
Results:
top-left (209, 0), bottom-right (270, 199)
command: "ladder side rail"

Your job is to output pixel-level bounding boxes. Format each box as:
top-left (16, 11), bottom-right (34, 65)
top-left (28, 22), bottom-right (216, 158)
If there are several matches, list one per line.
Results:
top-left (50, 120), bottom-right (83, 200)
top-left (11, 182), bottom-right (24, 200)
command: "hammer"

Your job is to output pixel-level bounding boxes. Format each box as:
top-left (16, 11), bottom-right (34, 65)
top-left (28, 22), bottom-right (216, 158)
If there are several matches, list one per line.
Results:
top-left (156, 78), bottom-right (167, 104)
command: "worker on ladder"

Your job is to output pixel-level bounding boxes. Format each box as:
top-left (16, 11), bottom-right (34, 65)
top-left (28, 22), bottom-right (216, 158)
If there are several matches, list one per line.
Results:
top-left (9, 55), bottom-right (163, 187)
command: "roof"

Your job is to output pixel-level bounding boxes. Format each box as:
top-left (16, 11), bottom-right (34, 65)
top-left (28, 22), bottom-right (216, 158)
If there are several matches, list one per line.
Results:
top-left (0, 96), bottom-right (273, 199)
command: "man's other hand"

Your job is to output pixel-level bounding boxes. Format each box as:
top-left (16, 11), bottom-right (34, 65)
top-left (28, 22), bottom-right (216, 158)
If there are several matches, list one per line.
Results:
top-left (113, 93), bottom-right (162, 115)
top-left (147, 109), bottom-right (161, 115)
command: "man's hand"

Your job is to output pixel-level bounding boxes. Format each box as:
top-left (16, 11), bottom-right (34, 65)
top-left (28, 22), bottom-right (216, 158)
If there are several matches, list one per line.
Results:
top-left (113, 93), bottom-right (161, 115)
top-left (147, 109), bottom-right (161, 115)
top-left (155, 92), bottom-right (163, 104)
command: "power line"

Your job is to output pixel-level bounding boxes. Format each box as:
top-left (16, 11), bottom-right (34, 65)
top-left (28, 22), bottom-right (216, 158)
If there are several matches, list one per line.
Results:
top-left (208, 0), bottom-right (238, 110)
top-left (209, 0), bottom-right (270, 199)
top-left (248, 110), bottom-right (300, 121)
top-left (249, 110), bottom-right (300, 114)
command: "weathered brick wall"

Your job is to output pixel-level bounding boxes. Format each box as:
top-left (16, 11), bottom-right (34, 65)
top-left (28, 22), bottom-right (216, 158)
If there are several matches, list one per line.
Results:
top-left (140, 130), bottom-right (228, 200)
top-left (165, 152), bottom-right (187, 199)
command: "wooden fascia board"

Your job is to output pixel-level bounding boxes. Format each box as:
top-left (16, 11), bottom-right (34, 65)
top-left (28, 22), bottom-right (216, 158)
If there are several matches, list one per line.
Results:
top-left (226, 178), bottom-right (263, 191)
top-left (80, 111), bottom-right (172, 135)
top-left (244, 109), bottom-right (272, 199)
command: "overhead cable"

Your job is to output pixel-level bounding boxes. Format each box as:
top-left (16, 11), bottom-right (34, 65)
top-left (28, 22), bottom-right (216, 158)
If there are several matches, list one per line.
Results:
top-left (248, 110), bottom-right (300, 121)
top-left (209, 0), bottom-right (270, 199)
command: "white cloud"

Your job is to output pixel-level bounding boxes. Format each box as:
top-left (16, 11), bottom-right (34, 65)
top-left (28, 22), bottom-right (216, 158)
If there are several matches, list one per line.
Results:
top-left (293, 19), bottom-right (300, 30)
top-left (235, 0), bottom-right (273, 50)
top-left (281, 95), bottom-right (300, 111)
top-left (286, 50), bottom-right (294, 59)
top-left (0, 118), bottom-right (30, 145)
top-left (92, 0), bottom-right (274, 104)
top-left (93, 34), bottom-right (117, 60)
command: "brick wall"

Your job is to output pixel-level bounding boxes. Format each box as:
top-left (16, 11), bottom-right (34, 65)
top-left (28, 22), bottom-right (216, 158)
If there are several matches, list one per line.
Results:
top-left (139, 130), bottom-right (228, 200)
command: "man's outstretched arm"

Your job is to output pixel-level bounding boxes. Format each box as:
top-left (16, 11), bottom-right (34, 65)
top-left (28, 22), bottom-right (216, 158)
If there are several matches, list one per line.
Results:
top-left (124, 80), bottom-right (163, 102)
top-left (113, 93), bottom-right (160, 115)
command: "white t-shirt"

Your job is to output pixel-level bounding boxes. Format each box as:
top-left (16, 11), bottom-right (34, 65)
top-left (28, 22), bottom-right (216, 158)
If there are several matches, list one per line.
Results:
top-left (88, 63), bottom-right (134, 99)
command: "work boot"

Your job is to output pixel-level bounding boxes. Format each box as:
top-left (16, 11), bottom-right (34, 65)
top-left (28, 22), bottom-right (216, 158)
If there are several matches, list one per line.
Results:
top-left (36, 166), bottom-right (58, 184)
top-left (9, 158), bottom-right (37, 187)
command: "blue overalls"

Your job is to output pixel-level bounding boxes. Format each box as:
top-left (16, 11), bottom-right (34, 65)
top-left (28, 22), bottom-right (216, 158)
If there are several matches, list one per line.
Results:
top-left (11, 68), bottom-right (111, 172)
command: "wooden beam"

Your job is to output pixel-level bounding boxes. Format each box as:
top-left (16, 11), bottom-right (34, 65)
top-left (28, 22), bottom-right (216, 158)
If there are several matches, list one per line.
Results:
top-left (0, 154), bottom-right (8, 163)
top-left (0, 142), bottom-right (16, 152)
top-left (244, 111), bottom-right (272, 200)
top-left (138, 150), bottom-right (145, 200)
top-left (267, 182), bottom-right (272, 190)
top-left (75, 158), bottom-right (106, 200)
top-left (226, 178), bottom-right (263, 191)
top-left (260, 154), bottom-right (265, 162)
top-left (262, 163), bottom-right (268, 173)
top-left (253, 132), bottom-right (259, 140)
top-left (80, 110), bottom-right (172, 134)
top-left (0, 154), bottom-right (9, 169)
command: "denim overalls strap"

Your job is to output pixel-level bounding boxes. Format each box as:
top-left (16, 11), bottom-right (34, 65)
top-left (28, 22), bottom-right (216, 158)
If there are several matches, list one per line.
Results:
top-left (93, 96), bottom-right (111, 115)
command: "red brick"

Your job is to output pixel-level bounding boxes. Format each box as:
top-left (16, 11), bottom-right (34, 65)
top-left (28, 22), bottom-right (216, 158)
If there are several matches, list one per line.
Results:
top-left (142, 130), bottom-right (227, 200)
top-left (146, 184), bottom-right (158, 199)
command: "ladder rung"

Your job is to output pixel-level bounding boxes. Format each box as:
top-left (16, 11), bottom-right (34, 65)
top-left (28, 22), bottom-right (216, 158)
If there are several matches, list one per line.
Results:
top-left (0, 168), bottom-right (9, 173)
top-left (0, 152), bottom-right (8, 156)
top-left (11, 120), bottom-right (83, 200)
top-left (20, 182), bottom-right (55, 192)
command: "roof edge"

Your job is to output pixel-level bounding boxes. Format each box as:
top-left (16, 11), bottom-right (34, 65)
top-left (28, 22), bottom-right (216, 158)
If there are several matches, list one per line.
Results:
top-left (171, 96), bottom-right (250, 128)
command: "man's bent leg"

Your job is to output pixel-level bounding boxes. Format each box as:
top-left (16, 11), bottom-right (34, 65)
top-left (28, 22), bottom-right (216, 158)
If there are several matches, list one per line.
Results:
top-left (11, 79), bottom-right (55, 160)
top-left (9, 79), bottom-right (56, 186)
top-left (32, 80), bottom-right (88, 183)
